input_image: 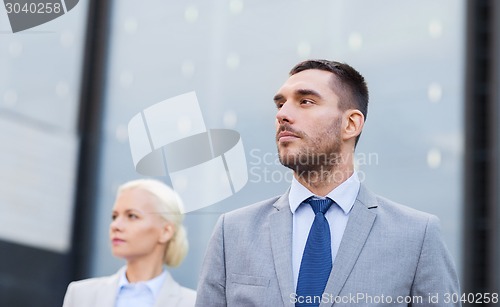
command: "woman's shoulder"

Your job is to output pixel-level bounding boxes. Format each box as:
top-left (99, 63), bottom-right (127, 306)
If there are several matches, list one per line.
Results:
top-left (68, 274), bottom-right (117, 289)
top-left (179, 285), bottom-right (196, 298)
top-left (62, 271), bottom-right (121, 307)
top-left (66, 269), bottom-right (121, 295)
top-left (176, 285), bottom-right (197, 306)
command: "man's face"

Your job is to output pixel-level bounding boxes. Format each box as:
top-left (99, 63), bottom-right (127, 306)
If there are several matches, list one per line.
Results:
top-left (274, 69), bottom-right (344, 174)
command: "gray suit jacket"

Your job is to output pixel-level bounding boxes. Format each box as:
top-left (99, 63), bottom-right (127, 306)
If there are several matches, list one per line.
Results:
top-left (63, 267), bottom-right (196, 307)
top-left (195, 185), bottom-right (460, 306)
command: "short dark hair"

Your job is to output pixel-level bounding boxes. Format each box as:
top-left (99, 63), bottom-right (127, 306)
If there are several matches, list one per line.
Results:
top-left (289, 59), bottom-right (369, 146)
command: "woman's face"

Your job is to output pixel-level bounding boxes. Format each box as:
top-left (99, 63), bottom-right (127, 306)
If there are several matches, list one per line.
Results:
top-left (109, 188), bottom-right (171, 262)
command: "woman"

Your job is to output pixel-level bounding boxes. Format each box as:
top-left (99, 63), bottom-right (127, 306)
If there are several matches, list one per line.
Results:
top-left (63, 179), bottom-right (196, 307)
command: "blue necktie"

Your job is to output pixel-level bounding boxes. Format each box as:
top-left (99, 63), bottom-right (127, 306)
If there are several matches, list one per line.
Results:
top-left (296, 197), bottom-right (333, 307)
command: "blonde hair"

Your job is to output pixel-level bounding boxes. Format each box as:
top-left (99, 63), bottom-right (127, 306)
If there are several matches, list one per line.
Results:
top-left (117, 179), bottom-right (188, 267)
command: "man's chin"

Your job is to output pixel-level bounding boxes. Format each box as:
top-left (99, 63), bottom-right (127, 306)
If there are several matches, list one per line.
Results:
top-left (278, 151), bottom-right (296, 165)
top-left (279, 155), bottom-right (305, 172)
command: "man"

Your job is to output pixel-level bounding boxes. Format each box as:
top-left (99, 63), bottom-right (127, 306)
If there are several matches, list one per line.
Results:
top-left (195, 60), bottom-right (460, 306)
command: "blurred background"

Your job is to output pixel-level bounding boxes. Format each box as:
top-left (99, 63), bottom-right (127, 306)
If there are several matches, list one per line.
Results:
top-left (1, 0), bottom-right (499, 306)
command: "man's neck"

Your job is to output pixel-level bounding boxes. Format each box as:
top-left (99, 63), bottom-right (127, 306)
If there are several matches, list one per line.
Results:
top-left (294, 165), bottom-right (354, 197)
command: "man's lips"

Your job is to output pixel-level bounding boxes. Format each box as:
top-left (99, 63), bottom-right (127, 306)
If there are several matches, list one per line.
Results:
top-left (277, 131), bottom-right (299, 142)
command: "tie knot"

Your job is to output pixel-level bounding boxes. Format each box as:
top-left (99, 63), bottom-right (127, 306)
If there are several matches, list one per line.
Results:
top-left (305, 197), bottom-right (333, 215)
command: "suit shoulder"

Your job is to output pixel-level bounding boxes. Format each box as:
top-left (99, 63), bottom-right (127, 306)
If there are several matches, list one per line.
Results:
top-left (224, 194), bottom-right (282, 219)
top-left (67, 275), bottom-right (116, 293)
top-left (375, 195), bottom-right (439, 227)
top-left (376, 195), bottom-right (432, 219)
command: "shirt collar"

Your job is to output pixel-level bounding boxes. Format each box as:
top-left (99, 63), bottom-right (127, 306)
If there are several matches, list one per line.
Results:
top-left (289, 171), bottom-right (360, 215)
top-left (117, 266), bottom-right (168, 299)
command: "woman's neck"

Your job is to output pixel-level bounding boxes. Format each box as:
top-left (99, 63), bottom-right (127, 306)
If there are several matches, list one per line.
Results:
top-left (125, 255), bottom-right (164, 283)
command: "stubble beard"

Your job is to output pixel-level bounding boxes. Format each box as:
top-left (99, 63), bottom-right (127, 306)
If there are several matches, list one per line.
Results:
top-left (277, 118), bottom-right (343, 184)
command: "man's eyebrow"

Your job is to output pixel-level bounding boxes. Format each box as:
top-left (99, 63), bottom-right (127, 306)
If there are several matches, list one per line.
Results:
top-left (273, 93), bottom-right (284, 103)
top-left (295, 88), bottom-right (322, 98)
top-left (273, 89), bottom-right (323, 104)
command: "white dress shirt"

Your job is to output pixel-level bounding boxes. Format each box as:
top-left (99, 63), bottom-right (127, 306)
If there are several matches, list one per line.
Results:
top-left (289, 171), bottom-right (360, 290)
top-left (115, 267), bottom-right (168, 307)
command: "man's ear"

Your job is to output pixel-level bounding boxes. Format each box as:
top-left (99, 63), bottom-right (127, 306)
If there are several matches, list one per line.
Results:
top-left (159, 223), bottom-right (174, 244)
top-left (342, 109), bottom-right (364, 142)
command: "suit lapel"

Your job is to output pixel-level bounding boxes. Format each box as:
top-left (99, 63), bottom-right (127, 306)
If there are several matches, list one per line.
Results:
top-left (96, 268), bottom-right (122, 307)
top-left (154, 272), bottom-right (182, 307)
top-left (269, 191), bottom-right (295, 307)
top-left (321, 185), bottom-right (378, 306)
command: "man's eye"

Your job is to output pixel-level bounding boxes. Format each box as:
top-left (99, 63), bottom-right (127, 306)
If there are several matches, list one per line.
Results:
top-left (111, 214), bottom-right (117, 221)
top-left (301, 99), bottom-right (314, 105)
top-left (276, 102), bottom-right (284, 109)
top-left (128, 214), bottom-right (138, 219)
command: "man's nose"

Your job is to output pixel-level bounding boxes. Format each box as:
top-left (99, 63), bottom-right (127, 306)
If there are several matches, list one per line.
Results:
top-left (276, 101), bottom-right (294, 124)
